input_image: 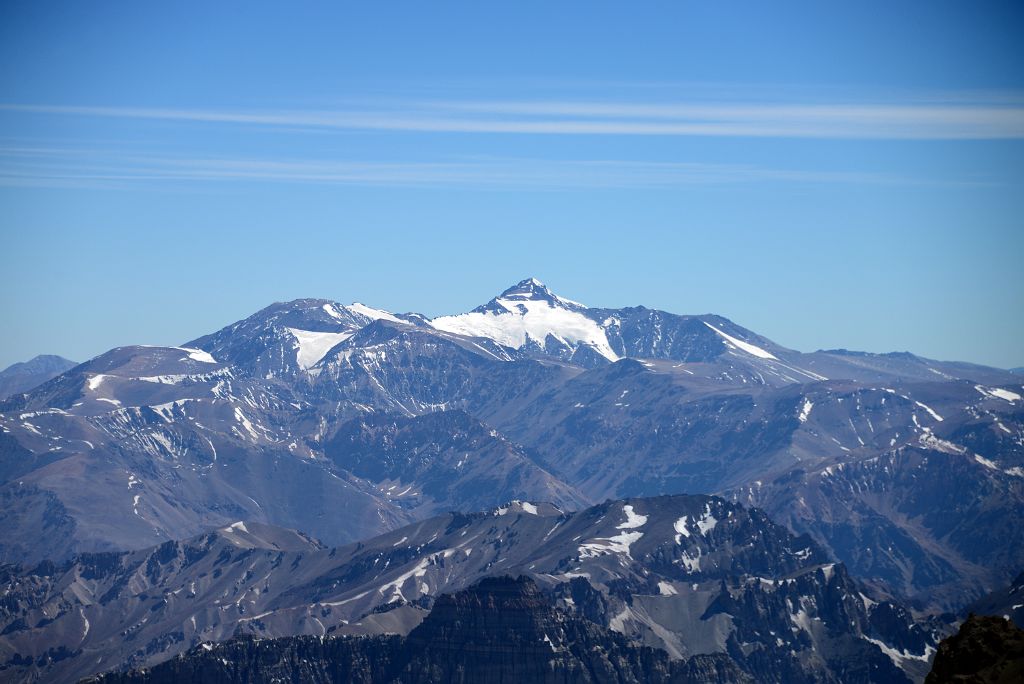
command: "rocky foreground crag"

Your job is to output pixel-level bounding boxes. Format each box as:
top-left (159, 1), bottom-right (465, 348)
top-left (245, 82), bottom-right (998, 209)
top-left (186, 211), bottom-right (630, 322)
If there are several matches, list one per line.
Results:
top-left (925, 614), bottom-right (1024, 684)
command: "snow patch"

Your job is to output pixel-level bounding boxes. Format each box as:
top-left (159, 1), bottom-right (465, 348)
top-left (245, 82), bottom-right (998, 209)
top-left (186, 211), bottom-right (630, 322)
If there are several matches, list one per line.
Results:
top-left (798, 398), bottom-right (813, 423)
top-left (233, 407), bottom-right (261, 441)
top-left (696, 504), bottom-right (718, 536)
top-left (494, 500), bottom-right (538, 516)
top-left (286, 328), bottom-right (353, 369)
top-left (791, 608), bottom-right (812, 634)
top-left (608, 606), bottom-right (635, 633)
top-left (347, 302), bottom-right (407, 325)
top-left (975, 385), bottom-right (1022, 403)
top-left (616, 504), bottom-right (647, 529)
top-left (578, 528), bottom-right (644, 559)
top-left (377, 552), bottom-right (444, 602)
top-left (975, 454), bottom-right (999, 470)
top-left (918, 431), bottom-right (967, 455)
top-left (679, 547), bottom-right (703, 573)
top-left (673, 516), bottom-right (691, 544)
top-left (990, 388), bottom-right (1022, 402)
top-left (914, 401), bottom-right (943, 422)
top-left (322, 303), bottom-right (346, 320)
top-left (176, 347), bottom-right (217, 364)
top-left (319, 590), bottom-right (370, 608)
top-left (863, 636), bottom-right (935, 667)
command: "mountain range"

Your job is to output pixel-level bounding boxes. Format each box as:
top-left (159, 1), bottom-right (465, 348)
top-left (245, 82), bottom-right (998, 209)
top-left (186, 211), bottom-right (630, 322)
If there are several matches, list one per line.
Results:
top-left (0, 278), bottom-right (1021, 681)
top-left (2, 495), bottom-right (938, 683)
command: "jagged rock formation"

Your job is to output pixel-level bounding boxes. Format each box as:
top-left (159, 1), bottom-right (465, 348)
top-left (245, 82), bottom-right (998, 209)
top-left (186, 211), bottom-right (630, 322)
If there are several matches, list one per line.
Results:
top-left (925, 614), bottom-right (1024, 683)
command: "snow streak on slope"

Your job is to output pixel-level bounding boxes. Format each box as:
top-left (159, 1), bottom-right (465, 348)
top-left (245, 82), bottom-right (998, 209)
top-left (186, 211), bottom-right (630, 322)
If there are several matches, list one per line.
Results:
top-left (703, 322), bottom-right (777, 360)
top-left (431, 295), bottom-right (619, 361)
top-left (346, 303), bottom-right (407, 325)
top-left (975, 385), bottom-right (1022, 403)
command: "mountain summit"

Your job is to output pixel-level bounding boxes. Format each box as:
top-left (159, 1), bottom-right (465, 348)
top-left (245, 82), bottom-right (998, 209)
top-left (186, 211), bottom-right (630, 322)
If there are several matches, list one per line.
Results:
top-left (0, 354), bottom-right (77, 400)
top-left (489, 277), bottom-right (586, 310)
top-left (430, 278), bottom-right (798, 368)
top-left (430, 278), bottom-right (619, 363)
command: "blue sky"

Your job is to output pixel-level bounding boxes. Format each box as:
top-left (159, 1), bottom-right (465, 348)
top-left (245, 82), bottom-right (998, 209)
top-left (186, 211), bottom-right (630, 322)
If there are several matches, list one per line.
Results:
top-left (1, 1), bottom-right (1022, 369)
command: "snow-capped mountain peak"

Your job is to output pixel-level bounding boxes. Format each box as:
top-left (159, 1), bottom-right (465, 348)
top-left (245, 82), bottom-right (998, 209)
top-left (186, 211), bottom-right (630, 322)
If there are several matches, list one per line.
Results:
top-left (495, 277), bottom-right (587, 310)
top-left (430, 278), bottom-right (617, 362)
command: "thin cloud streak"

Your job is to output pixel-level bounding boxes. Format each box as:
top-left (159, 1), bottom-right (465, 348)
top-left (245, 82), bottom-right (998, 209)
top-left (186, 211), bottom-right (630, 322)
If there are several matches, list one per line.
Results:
top-left (3, 99), bottom-right (1024, 139)
top-left (0, 147), bottom-right (981, 191)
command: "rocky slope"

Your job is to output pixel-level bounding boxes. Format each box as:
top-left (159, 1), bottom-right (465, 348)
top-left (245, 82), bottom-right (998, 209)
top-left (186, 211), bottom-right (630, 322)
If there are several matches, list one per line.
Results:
top-left (0, 495), bottom-right (937, 683)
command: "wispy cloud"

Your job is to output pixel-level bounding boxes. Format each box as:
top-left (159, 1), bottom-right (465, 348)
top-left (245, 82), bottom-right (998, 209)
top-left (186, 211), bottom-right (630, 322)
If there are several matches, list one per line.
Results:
top-left (0, 145), bottom-right (978, 191)
top-left (3, 97), bottom-right (1024, 139)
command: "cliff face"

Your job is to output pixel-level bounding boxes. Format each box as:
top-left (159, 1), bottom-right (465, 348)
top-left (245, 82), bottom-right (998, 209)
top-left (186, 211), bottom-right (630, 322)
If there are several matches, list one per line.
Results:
top-left (397, 575), bottom-right (748, 684)
top-left (925, 614), bottom-right (1024, 684)
top-left (86, 576), bottom-right (748, 684)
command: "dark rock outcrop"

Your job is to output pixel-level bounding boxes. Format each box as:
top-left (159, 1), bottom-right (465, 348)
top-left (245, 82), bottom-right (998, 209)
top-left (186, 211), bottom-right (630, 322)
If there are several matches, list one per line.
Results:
top-left (925, 614), bottom-right (1024, 684)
